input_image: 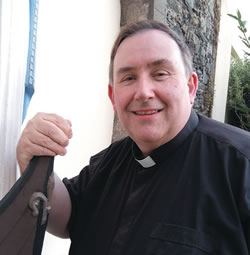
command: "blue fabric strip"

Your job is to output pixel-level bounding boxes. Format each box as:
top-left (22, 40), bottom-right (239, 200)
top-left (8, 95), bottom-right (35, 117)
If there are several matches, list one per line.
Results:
top-left (22, 0), bottom-right (39, 122)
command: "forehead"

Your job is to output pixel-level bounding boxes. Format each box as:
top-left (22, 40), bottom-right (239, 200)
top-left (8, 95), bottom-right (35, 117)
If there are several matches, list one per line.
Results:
top-left (113, 29), bottom-right (183, 71)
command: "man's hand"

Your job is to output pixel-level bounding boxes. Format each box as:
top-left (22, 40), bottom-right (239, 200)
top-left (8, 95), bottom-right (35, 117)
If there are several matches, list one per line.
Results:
top-left (17, 113), bottom-right (72, 174)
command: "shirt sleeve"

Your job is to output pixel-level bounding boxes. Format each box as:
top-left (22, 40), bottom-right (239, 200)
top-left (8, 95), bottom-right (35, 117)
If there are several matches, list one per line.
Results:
top-left (237, 157), bottom-right (250, 249)
top-left (63, 165), bottom-right (92, 236)
top-left (62, 145), bottom-right (111, 237)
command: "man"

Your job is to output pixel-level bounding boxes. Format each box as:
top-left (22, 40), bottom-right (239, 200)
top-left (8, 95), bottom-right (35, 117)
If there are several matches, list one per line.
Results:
top-left (17, 20), bottom-right (250, 254)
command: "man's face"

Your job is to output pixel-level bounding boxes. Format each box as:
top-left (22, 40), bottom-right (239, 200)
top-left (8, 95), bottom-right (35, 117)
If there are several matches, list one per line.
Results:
top-left (109, 30), bottom-right (198, 155)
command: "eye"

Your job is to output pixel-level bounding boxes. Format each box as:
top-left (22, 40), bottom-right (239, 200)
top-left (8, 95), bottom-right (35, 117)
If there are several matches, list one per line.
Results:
top-left (120, 75), bottom-right (136, 84)
top-left (156, 72), bottom-right (167, 77)
top-left (153, 70), bottom-right (170, 80)
top-left (124, 76), bottom-right (135, 81)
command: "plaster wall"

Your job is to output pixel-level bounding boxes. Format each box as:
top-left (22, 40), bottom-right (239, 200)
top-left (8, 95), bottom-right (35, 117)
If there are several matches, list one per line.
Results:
top-left (22, 1), bottom-right (121, 254)
top-left (211, 0), bottom-right (233, 121)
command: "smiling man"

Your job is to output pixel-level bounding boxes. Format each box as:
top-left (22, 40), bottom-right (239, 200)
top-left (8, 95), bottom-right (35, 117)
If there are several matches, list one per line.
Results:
top-left (109, 27), bottom-right (197, 156)
top-left (17, 20), bottom-right (250, 254)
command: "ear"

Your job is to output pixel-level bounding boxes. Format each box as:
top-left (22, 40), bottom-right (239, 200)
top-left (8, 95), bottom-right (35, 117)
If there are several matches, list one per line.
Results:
top-left (108, 84), bottom-right (117, 112)
top-left (187, 72), bottom-right (198, 105)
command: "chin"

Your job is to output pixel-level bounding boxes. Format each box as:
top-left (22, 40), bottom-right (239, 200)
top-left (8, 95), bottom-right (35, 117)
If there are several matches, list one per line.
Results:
top-left (132, 133), bottom-right (164, 145)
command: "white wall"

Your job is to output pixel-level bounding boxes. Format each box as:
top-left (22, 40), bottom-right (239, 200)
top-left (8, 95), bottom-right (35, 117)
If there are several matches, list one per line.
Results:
top-left (23, 1), bottom-right (120, 254)
top-left (211, 0), bottom-right (233, 122)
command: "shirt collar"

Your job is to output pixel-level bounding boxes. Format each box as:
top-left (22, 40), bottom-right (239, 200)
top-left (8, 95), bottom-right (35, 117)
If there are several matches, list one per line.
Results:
top-left (133, 110), bottom-right (199, 168)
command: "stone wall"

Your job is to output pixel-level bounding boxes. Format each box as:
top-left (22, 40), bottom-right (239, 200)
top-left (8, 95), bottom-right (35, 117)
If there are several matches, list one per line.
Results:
top-left (112, 0), bottom-right (221, 141)
top-left (154, 0), bottom-right (221, 115)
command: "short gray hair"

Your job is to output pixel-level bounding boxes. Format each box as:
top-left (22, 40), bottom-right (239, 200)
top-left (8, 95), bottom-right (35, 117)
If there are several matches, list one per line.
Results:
top-left (109, 20), bottom-right (193, 85)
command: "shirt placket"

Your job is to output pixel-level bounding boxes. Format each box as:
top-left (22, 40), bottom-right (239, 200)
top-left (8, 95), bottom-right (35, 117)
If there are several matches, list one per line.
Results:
top-left (108, 166), bottom-right (154, 255)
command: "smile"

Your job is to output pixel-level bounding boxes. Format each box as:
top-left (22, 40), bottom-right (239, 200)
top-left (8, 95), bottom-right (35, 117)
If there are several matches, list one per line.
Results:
top-left (134, 110), bottom-right (160, 115)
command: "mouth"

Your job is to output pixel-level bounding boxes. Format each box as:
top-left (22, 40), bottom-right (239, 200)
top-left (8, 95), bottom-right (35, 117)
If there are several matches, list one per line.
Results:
top-left (133, 109), bottom-right (161, 115)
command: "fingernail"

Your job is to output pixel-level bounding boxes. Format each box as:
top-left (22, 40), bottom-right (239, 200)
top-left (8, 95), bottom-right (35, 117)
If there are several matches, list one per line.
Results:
top-left (60, 149), bottom-right (67, 156)
top-left (69, 131), bottom-right (73, 138)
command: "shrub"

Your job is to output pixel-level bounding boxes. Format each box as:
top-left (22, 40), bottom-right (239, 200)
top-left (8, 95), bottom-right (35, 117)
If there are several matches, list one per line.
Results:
top-left (227, 58), bottom-right (250, 130)
top-left (227, 10), bottom-right (250, 131)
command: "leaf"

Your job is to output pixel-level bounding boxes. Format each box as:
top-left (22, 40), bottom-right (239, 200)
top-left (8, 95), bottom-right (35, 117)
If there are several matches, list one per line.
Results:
top-left (242, 40), bottom-right (250, 48)
top-left (239, 36), bottom-right (247, 42)
top-left (243, 51), bottom-right (250, 56)
top-left (235, 104), bottom-right (249, 113)
top-left (245, 115), bottom-right (250, 121)
top-left (237, 9), bottom-right (242, 20)
top-left (228, 13), bottom-right (238, 20)
top-left (243, 122), bottom-right (250, 128)
top-left (239, 20), bottom-right (245, 27)
top-left (238, 26), bottom-right (245, 33)
top-left (243, 21), bottom-right (247, 27)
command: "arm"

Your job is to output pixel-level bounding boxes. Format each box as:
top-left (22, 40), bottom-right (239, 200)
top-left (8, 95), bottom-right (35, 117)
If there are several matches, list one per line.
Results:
top-left (47, 174), bottom-right (71, 238)
top-left (16, 112), bottom-right (73, 238)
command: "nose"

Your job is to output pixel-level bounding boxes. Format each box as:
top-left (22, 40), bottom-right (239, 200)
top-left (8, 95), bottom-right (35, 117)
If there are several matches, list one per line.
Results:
top-left (134, 76), bottom-right (155, 101)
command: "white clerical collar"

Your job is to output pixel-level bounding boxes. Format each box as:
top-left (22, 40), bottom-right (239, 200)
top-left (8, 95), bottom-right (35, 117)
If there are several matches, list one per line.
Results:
top-left (135, 156), bottom-right (156, 168)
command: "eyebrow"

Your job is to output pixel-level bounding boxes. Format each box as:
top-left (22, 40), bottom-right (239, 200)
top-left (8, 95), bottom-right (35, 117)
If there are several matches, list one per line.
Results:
top-left (117, 66), bottom-right (136, 75)
top-left (147, 58), bottom-right (173, 68)
top-left (116, 58), bottom-right (173, 75)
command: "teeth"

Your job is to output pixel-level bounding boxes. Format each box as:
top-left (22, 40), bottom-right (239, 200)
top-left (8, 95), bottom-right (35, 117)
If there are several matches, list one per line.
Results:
top-left (135, 110), bottom-right (158, 115)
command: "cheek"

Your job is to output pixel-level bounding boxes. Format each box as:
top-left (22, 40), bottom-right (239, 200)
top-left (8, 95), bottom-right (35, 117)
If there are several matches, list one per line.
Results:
top-left (157, 83), bottom-right (188, 106)
top-left (113, 88), bottom-right (133, 110)
top-left (156, 86), bottom-right (176, 104)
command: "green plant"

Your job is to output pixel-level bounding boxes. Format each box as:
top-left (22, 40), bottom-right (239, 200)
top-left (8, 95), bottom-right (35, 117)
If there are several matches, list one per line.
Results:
top-left (227, 59), bottom-right (250, 131)
top-left (228, 10), bottom-right (250, 57)
top-left (226, 10), bottom-right (250, 131)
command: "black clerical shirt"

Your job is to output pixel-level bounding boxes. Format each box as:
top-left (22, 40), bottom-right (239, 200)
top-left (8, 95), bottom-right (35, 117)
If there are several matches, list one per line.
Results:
top-left (63, 110), bottom-right (250, 255)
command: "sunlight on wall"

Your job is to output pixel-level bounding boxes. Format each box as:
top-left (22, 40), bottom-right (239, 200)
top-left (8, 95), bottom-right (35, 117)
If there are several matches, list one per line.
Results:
top-left (23, 1), bottom-right (120, 254)
top-left (211, 0), bottom-right (233, 122)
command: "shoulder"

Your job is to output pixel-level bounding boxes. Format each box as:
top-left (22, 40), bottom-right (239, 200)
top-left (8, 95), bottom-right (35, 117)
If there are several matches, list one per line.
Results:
top-left (89, 136), bottom-right (133, 169)
top-left (197, 114), bottom-right (250, 159)
top-left (63, 137), bottom-right (132, 190)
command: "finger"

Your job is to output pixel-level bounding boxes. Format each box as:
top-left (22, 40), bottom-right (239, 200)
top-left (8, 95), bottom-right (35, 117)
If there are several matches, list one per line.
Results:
top-left (28, 114), bottom-right (71, 147)
top-left (66, 119), bottom-right (72, 127)
top-left (27, 142), bottom-right (58, 157)
top-left (17, 139), bottom-right (59, 174)
top-left (40, 121), bottom-right (70, 147)
top-left (29, 130), bottom-right (68, 156)
top-left (42, 113), bottom-right (72, 138)
top-left (66, 119), bottom-right (73, 138)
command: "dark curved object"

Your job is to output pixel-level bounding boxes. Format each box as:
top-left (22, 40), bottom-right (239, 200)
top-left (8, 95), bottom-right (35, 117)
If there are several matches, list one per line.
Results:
top-left (0, 156), bottom-right (54, 255)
